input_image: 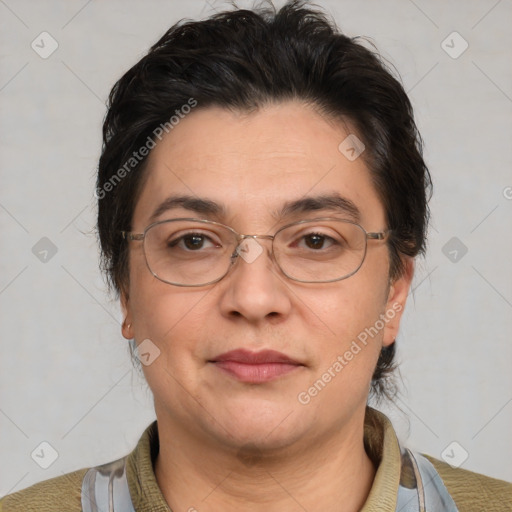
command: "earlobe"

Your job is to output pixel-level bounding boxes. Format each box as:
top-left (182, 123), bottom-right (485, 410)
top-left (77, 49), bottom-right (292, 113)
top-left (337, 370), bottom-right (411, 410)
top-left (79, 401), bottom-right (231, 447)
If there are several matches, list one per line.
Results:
top-left (120, 289), bottom-right (133, 340)
top-left (122, 318), bottom-right (133, 340)
top-left (382, 257), bottom-right (414, 347)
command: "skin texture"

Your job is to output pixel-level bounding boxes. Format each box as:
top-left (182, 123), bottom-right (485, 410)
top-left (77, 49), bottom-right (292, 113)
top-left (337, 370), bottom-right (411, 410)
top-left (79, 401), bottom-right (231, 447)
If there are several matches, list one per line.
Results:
top-left (121, 101), bottom-right (413, 511)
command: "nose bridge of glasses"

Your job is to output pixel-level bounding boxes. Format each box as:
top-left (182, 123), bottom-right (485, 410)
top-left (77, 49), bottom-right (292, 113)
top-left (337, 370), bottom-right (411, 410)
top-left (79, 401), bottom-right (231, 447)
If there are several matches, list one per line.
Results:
top-left (232, 233), bottom-right (274, 250)
top-left (239, 233), bottom-right (274, 241)
top-left (230, 233), bottom-right (276, 266)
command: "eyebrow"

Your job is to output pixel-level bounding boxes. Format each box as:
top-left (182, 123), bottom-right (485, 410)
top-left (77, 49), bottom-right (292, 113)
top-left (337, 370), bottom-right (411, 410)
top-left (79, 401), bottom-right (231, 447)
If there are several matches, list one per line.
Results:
top-left (149, 195), bottom-right (225, 223)
top-left (277, 194), bottom-right (361, 223)
top-left (149, 193), bottom-right (361, 224)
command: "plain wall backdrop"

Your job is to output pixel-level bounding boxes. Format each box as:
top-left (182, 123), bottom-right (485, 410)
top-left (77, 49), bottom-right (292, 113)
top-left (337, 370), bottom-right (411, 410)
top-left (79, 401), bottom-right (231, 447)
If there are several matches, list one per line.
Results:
top-left (1, 0), bottom-right (511, 495)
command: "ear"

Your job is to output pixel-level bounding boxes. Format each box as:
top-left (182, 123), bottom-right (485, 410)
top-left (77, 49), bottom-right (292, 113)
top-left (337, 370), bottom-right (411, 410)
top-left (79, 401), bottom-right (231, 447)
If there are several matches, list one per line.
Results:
top-left (120, 286), bottom-right (134, 340)
top-left (382, 257), bottom-right (414, 347)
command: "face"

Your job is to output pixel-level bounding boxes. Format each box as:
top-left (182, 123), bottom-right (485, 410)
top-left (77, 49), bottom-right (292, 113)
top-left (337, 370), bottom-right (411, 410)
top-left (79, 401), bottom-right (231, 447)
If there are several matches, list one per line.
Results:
top-left (122, 101), bottom-right (412, 454)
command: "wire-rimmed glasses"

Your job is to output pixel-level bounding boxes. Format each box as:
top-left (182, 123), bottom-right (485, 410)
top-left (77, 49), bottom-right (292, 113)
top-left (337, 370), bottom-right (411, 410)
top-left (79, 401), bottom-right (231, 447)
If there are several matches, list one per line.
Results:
top-left (121, 217), bottom-right (391, 287)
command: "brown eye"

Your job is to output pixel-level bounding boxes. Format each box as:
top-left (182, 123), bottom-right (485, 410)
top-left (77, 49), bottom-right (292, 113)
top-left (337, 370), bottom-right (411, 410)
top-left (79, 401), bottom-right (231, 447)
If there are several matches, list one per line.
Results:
top-left (168, 233), bottom-right (219, 251)
top-left (304, 234), bottom-right (327, 249)
top-left (183, 234), bottom-right (206, 250)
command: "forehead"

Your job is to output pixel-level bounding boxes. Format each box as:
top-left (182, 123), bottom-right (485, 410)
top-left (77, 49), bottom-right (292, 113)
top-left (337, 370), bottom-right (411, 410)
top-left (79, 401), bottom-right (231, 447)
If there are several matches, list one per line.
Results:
top-left (133, 101), bottom-right (385, 229)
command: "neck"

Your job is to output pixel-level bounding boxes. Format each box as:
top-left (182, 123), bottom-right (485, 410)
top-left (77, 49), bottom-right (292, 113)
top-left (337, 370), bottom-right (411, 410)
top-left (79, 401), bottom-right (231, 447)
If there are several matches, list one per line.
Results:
top-left (154, 408), bottom-right (376, 512)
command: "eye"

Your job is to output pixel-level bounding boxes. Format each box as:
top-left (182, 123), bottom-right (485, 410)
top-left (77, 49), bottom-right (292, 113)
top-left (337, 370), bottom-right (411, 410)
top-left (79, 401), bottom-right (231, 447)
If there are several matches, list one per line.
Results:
top-left (169, 232), bottom-right (220, 251)
top-left (299, 232), bottom-right (337, 250)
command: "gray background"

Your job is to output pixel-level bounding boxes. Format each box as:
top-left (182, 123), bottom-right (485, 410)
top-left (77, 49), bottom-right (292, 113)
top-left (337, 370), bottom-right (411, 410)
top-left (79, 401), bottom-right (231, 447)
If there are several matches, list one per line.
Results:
top-left (1, 0), bottom-right (511, 495)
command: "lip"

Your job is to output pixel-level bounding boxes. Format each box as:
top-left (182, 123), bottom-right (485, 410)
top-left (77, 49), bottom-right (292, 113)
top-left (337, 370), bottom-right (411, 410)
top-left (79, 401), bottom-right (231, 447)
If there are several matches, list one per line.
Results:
top-left (211, 349), bottom-right (301, 365)
top-left (209, 349), bottom-right (304, 383)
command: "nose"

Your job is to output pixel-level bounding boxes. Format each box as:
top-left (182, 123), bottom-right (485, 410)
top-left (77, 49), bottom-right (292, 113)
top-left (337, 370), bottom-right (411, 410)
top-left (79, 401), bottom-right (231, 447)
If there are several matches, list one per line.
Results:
top-left (217, 237), bottom-right (292, 324)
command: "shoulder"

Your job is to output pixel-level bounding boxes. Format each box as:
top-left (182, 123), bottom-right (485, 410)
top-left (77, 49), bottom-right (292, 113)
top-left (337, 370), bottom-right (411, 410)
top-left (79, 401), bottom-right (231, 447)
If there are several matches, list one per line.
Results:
top-left (425, 455), bottom-right (512, 511)
top-left (0, 468), bottom-right (87, 512)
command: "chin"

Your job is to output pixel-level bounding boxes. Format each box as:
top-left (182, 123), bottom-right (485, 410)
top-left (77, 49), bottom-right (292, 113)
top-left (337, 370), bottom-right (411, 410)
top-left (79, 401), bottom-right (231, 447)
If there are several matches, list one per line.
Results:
top-left (198, 400), bottom-right (307, 452)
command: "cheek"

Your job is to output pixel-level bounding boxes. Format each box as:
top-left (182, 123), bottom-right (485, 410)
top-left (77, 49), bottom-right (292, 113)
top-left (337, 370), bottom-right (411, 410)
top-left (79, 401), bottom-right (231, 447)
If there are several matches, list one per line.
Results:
top-left (132, 283), bottom-right (206, 343)
top-left (300, 266), bottom-right (389, 344)
top-left (129, 279), bottom-right (213, 403)
top-left (300, 288), bottom-right (388, 412)
top-left (127, 249), bottom-right (209, 349)
top-left (297, 265), bottom-right (390, 387)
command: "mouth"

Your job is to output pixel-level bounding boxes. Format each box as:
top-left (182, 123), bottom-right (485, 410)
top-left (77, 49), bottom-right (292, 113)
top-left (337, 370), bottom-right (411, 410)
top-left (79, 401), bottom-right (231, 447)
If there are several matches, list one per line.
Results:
top-left (208, 349), bottom-right (305, 383)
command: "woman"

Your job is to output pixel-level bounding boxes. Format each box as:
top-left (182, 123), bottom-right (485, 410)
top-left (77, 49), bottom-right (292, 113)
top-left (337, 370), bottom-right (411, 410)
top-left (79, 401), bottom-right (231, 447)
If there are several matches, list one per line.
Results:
top-left (2, 1), bottom-right (510, 510)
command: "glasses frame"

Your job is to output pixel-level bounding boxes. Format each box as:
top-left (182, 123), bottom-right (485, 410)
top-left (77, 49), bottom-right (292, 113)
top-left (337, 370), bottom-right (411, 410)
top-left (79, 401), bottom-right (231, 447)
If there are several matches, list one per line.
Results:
top-left (121, 217), bottom-right (391, 287)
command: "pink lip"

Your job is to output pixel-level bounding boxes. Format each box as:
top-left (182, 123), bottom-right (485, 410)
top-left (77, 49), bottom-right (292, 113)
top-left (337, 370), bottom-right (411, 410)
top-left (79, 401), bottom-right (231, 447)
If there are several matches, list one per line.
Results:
top-left (209, 349), bottom-right (304, 383)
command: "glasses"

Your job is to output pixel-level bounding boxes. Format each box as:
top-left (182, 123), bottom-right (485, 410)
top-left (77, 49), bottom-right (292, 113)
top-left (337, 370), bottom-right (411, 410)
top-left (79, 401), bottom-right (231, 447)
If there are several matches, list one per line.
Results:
top-left (121, 218), bottom-right (390, 287)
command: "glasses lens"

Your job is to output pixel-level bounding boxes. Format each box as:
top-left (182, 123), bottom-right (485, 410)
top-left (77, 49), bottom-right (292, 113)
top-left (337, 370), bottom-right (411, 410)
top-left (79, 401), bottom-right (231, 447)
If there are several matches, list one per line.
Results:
top-left (143, 220), bottom-right (235, 286)
top-left (274, 220), bottom-right (366, 282)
